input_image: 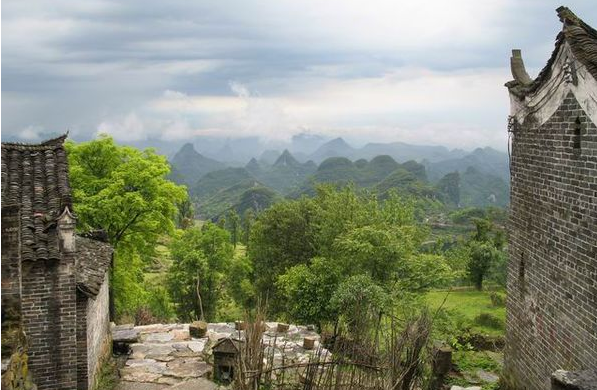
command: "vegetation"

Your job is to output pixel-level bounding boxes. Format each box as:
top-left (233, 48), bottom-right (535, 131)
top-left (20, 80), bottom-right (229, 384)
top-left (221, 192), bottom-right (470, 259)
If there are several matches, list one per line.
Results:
top-left (60, 136), bottom-right (515, 389)
top-left (66, 135), bottom-right (187, 320)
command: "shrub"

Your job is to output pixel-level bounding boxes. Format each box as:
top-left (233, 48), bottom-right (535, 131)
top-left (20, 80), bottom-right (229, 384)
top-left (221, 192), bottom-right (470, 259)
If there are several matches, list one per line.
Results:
top-left (474, 312), bottom-right (504, 330)
top-left (489, 292), bottom-right (506, 307)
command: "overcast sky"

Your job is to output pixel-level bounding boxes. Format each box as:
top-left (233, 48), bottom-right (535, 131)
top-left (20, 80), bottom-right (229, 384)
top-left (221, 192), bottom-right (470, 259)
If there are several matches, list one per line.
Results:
top-left (2, 0), bottom-right (596, 150)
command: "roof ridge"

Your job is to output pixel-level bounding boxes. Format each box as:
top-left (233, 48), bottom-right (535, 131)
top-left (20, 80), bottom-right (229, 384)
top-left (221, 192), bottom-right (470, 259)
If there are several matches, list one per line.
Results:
top-left (557, 6), bottom-right (597, 37)
top-left (1, 134), bottom-right (68, 150)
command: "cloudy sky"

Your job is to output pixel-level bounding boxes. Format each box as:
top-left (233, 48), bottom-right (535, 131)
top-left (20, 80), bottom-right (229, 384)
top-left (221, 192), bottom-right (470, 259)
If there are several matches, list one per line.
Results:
top-left (2, 0), bottom-right (596, 150)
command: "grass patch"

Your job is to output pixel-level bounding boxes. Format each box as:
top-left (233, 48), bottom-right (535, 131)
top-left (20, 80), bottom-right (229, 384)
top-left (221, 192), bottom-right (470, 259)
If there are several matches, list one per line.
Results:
top-left (425, 289), bottom-right (506, 337)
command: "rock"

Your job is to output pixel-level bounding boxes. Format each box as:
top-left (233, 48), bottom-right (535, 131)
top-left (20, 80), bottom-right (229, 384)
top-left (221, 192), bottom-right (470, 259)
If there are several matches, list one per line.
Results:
top-left (140, 332), bottom-right (175, 343)
top-left (169, 378), bottom-right (220, 390)
top-left (188, 340), bottom-right (208, 353)
top-left (116, 381), bottom-right (168, 390)
top-left (119, 368), bottom-right (163, 383)
top-left (277, 323), bottom-right (290, 332)
top-left (130, 343), bottom-right (175, 360)
top-left (190, 321), bottom-right (208, 338)
top-left (113, 328), bottom-right (139, 344)
top-left (476, 369), bottom-right (499, 383)
top-left (172, 329), bottom-right (191, 341)
top-left (450, 387), bottom-right (482, 390)
top-left (166, 358), bottom-right (211, 378)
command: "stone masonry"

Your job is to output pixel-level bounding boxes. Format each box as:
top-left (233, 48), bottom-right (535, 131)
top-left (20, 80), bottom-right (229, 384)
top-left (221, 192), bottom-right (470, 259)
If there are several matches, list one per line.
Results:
top-left (505, 7), bottom-right (597, 390)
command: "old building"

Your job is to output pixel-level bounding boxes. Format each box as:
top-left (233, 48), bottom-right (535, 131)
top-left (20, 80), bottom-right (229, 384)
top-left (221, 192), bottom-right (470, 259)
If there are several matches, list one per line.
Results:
top-left (1, 135), bottom-right (113, 390)
top-left (505, 7), bottom-right (597, 390)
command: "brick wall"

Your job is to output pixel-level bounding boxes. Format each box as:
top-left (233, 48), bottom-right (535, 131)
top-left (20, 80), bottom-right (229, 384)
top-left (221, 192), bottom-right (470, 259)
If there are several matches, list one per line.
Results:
top-left (21, 254), bottom-right (78, 390)
top-left (505, 91), bottom-right (597, 390)
top-left (76, 291), bottom-right (88, 390)
top-left (86, 274), bottom-right (111, 390)
top-left (1, 205), bottom-right (22, 356)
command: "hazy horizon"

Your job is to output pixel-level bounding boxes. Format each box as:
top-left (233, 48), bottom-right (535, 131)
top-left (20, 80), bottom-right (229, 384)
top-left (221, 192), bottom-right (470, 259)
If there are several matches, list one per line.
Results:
top-left (3, 0), bottom-right (596, 150)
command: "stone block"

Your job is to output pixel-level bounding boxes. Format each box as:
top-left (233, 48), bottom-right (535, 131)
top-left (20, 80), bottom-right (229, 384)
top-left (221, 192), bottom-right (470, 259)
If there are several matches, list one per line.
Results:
top-left (190, 321), bottom-right (208, 338)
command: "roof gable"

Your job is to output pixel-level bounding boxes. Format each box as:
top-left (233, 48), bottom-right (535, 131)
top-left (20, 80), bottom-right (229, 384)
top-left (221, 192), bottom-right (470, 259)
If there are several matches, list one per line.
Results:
top-left (507, 7), bottom-right (597, 97)
top-left (1, 135), bottom-right (72, 261)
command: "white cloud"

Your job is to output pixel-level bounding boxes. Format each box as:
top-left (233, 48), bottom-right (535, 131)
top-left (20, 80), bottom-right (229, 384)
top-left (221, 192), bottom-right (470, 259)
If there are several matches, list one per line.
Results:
top-left (96, 113), bottom-right (146, 142)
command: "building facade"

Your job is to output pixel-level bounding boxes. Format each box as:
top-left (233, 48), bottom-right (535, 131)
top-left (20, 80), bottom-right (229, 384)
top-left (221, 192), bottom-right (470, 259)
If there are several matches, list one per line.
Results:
top-left (505, 7), bottom-right (597, 390)
top-left (1, 135), bottom-right (113, 390)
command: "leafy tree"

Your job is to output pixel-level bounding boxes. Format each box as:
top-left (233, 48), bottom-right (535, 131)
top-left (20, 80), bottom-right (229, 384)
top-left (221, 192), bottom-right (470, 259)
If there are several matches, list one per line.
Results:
top-left (168, 223), bottom-right (233, 321)
top-left (176, 198), bottom-right (195, 229)
top-left (467, 241), bottom-right (500, 290)
top-left (66, 135), bottom-right (187, 252)
top-left (330, 275), bottom-right (389, 336)
top-left (276, 257), bottom-right (341, 328)
top-left (248, 198), bottom-right (320, 307)
top-left (242, 208), bottom-right (255, 246)
top-left (66, 135), bottom-right (187, 318)
top-left (225, 209), bottom-right (241, 248)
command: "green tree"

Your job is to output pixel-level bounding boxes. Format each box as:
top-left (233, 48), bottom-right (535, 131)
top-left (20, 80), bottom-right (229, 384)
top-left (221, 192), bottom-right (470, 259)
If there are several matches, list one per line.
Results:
top-left (168, 223), bottom-right (233, 321)
top-left (176, 198), bottom-right (195, 230)
top-left (467, 241), bottom-right (500, 290)
top-left (276, 257), bottom-right (341, 329)
top-left (225, 209), bottom-right (241, 248)
top-left (66, 135), bottom-right (187, 319)
top-left (249, 198), bottom-right (320, 308)
top-left (242, 208), bottom-right (255, 246)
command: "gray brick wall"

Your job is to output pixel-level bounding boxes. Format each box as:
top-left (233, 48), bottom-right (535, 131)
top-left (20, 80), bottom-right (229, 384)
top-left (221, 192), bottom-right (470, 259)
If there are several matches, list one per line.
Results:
top-left (21, 254), bottom-right (78, 390)
top-left (505, 91), bottom-right (597, 390)
top-left (1, 205), bottom-right (22, 351)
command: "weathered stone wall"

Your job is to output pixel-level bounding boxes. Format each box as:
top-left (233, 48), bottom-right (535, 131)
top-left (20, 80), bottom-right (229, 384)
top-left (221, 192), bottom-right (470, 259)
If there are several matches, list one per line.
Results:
top-left (506, 91), bottom-right (597, 390)
top-left (86, 274), bottom-right (111, 390)
top-left (21, 254), bottom-right (78, 390)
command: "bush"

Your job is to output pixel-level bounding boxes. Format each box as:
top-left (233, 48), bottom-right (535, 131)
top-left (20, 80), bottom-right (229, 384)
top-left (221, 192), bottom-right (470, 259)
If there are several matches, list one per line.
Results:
top-left (489, 292), bottom-right (506, 307)
top-left (473, 312), bottom-right (504, 330)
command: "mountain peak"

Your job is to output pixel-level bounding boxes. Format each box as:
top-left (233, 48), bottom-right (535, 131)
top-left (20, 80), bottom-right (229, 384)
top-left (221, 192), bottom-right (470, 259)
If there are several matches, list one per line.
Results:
top-left (274, 149), bottom-right (299, 167)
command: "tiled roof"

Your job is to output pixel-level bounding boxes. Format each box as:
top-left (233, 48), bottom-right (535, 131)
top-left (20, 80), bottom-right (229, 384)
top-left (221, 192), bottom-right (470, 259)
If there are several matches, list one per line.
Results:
top-left (507, 7), bottom-right (597, 96)
top-left (76, 236), bottom-right (113, 298)
top-left (1, 135), bottom-right (72, 261)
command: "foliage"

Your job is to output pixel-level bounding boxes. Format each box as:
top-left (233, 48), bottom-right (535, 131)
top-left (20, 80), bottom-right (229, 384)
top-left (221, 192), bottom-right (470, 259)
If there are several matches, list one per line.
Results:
top-left (168, 224), bottom-right (234, 321)
top-left (226, 209), bottom-right (241, 248)
top-left (248, 185), bottom-right (452, 326)
top-left (474, 312), bottom-right (504, 330)
top-left (330, 275), bottom-right (389, 335)
top-left (66, 135), bottom-right (187, 320)
top-left (66, 135), bottom-right (186, 252)
top-left (467, 242), bottom-right (500, 290)
top-left (437, 172), bottom-right (460, 206)
top-left (489, 291), bottom-right (506, 307)
top-left (276, 257), bottom-right (342, 327)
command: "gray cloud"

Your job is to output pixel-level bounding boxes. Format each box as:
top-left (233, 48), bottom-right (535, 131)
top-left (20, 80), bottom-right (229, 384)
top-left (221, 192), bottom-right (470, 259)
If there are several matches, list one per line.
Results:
top-left (2, 0), bottom-right (596, 149)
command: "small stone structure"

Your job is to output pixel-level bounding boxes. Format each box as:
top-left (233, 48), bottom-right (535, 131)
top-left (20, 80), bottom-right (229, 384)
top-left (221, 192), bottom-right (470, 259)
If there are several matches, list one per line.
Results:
top-left (505, 7), bottom-right (597, 390)
top-left (1, 136), bottom-right (113, 390)
top-left (212, 338), bottom-right (240, 383)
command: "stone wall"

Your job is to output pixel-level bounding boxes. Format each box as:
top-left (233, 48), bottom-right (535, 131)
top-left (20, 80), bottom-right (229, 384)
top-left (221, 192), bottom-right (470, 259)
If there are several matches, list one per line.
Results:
top-left (21, 254), bottom-right (78, 390)
top-left (86, 274), bottom-right (111, 390)
top-left (505, 91), bottom-right (597, 390)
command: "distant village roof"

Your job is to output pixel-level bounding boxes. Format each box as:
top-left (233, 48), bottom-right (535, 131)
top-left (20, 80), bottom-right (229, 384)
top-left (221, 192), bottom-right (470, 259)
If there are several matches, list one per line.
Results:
top-left (1, 134), bottom-right (72, 261)
top-left (507, 6), bottom-right (597, 97)
top-left (76, 236), bottom-right (113, 297)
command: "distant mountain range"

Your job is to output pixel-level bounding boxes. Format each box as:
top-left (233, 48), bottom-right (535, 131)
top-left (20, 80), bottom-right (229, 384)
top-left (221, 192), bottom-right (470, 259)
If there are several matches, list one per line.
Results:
top-left (169, 142), bottom-right (509, 219)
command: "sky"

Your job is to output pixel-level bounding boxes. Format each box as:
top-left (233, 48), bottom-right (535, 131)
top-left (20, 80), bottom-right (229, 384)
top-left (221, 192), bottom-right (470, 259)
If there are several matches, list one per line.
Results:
top-left (2, 0), bottom-right (596, 150)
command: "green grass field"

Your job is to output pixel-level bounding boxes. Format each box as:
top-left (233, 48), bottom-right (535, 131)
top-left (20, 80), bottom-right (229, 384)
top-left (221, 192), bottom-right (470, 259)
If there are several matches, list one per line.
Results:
top-left (426, 289), bottom-right (506, 337)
